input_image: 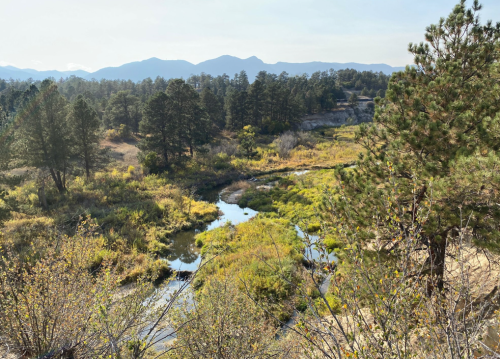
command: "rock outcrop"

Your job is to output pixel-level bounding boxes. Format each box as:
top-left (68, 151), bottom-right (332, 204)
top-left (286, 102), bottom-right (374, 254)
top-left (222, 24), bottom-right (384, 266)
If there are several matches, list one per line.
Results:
top-left (300, 102), bottom-right (373, 130)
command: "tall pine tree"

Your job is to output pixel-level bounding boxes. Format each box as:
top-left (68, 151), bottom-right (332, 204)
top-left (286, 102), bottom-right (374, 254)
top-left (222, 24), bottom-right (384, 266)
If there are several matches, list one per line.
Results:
top-left (332, 0), bottom-right (500, 293)
top-left (16, 81), bottom-right (71, 193)
top-left (69, 95), bottom-right (101, 179)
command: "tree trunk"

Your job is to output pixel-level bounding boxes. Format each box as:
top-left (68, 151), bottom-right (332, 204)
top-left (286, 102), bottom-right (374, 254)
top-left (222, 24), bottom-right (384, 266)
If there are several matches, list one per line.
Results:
top-left (49, 168), bottom-right (64, 193)
top-left (56, 170), bottom-right (66, 193)
top-left (85, 152), bottom-right (91, 180)
top-left (427, 231), bottom-right (448, 296)
top-left (37, 183), bottom-right (48, 210)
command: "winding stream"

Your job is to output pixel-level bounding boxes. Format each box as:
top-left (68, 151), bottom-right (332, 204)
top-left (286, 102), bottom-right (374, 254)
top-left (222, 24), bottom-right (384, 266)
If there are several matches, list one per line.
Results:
top-left (149, 171), bottom-right (337, 346)
top-left (166, 170), bottom-right (335, 272)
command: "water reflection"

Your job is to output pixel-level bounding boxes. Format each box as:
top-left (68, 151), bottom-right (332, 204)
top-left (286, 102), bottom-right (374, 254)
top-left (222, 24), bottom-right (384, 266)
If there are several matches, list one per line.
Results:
top-left (167, 189), bottom-right (258, 271)
top-left (166, 172), bottom-right (334, 272)
top-left (167, 230), bottom-right (202, 271)
top-left (294, 225), bottom-right (337, 263)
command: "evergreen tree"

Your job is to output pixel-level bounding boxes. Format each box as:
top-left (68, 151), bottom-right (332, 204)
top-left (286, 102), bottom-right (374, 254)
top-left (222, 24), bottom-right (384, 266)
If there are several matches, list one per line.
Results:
top-left (138, 92), bottom-right (178, 168)
top-left (234, 70), bottom-right (249, 91)
top-left (167, 79), bottom-right (210, 157)
top-left (153, 76), bottom-right (168, 93)
top-left (348, 92), bottom-right (359, 108)
top-left (200, 87), bottom-right (224, 132)
top-left (225, 87), bottom-right (248, 130)
top-left (0, 105), bottom-right (11, 171)
top-left (333, 0), bottom-right (500, 293)
top-left (246, 80), bottom-right (265, 127)
top-left (69, 95), bottom-right (101, 179)
top-left (16, 81), bottom-right (71, 193)
top-left (104, 91), bottom-right (141, 132)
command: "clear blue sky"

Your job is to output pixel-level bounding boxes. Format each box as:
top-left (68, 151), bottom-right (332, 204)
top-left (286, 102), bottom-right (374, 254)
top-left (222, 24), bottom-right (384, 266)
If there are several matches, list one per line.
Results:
top-left (1, 0), bottom-right (499, 72)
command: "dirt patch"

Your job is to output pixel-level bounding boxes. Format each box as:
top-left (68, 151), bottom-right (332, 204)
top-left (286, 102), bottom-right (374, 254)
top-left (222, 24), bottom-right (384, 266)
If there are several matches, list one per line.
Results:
top-left (221, 188), bottom-right (245, 204)
top-left (220, 181), bottom-right (252, 204)
top-left (101, 138), bottom-right (140, 168)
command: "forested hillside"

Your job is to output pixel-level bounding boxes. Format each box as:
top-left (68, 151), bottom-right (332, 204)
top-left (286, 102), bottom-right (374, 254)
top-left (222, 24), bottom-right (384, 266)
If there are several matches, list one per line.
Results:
top-left (1, 1), bottom-right (500, 358)
top-left (0, 67), bottom-right (385, 135)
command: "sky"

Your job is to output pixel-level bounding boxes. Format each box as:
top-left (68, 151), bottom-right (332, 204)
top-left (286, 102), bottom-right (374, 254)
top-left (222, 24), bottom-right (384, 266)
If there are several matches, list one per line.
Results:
top-left (1, 0), bottom-right (500, 73)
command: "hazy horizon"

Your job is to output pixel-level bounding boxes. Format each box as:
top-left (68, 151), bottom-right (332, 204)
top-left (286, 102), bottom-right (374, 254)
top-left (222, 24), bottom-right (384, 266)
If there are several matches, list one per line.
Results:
top-left (0, 55), bottom-right (407, 74)
top-left (2, 0), bottom-right (500, 72)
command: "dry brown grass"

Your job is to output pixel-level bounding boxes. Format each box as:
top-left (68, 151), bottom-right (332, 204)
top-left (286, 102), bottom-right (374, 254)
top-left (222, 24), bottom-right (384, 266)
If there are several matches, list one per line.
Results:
top-left (101, 137), bottom-right (140, 167)
top-left (224, 180), bottom-right (252, 193)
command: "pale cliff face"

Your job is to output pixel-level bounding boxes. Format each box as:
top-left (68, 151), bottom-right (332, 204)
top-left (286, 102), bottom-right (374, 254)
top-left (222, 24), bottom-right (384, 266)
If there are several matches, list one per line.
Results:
top-left (300, 102), bottom-right (373, 130)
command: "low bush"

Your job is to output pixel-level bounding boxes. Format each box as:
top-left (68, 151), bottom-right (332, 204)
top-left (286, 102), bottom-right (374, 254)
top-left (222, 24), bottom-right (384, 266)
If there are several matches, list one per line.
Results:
top-left (273, 131), bottom-right (298, 158)
top-left (196, 218), bottom-right (304, 321)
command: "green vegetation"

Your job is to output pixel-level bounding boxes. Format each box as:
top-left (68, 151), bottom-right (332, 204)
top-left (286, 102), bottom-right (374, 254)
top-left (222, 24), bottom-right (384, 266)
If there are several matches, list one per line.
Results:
top-left (238, 169), bottom-right (338, 231)
top-left (69, 95), bottom-right (103, 179)
top-left (335, 0), bottom-right (500, 292)
top-left (337, 68), bottom-right (389, 97)
top-left (1, 166), bottom-right (217, 281)
top-left (195, 217), bottom-right (304, 321)
top-left (104, 90), bottom-right (142, 133)
top-left (138, 80), bottom-right (211, 170)
top-left (14, 81), bottom-right (72, 192)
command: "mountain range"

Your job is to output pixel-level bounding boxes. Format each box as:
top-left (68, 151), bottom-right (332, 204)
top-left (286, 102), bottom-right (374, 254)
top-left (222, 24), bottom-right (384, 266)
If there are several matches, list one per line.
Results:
top-left (0, 56), bottom-right (406, 82)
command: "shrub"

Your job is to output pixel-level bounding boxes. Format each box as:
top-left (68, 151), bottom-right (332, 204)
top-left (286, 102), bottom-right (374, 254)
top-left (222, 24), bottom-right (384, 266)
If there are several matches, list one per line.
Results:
top-left (118, 124), bottom-right (132, 139)
top-left (297, 131), bottom-right (317, 148)
top-left (140, 152), bottom-right (160, 174)
top-left (209, 140), bottom-right (238, 157)
top-left (168, 278), bottom-right (286, 359)
top-left (366, 101), bottom-right (375, 112)
top-left (105, 128), bottom-right (120, 141)
top-left (273, 131), bottom-right (298, 158)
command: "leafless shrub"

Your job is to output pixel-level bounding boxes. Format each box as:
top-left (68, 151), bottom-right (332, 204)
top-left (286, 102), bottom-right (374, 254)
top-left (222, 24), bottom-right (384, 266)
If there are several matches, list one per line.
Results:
top-left (209, 140), bottom-right (239, 157)
top-left (274, 131), bottom-right (299, 158)
top-left (297, 131), bottom-right (317, 148)
top-left (224, 180), bottom-right (252, 193)
top-left (167, 277), bottom-right (294, 359)
top-left (0, 220), bottom-right (193, 359)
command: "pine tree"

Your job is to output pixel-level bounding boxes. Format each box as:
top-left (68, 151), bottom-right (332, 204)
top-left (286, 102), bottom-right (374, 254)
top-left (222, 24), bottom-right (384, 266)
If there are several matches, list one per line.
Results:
top-left (333, 0), bottom-right (500, 293)
top-left (16, 81), bottom-right (71, 193)
top-left (167, 79), bottom-right (210, 157)
top-left (69, 95), bottom-right (101, 179)
top-left (247, 80), bottom-right (265, 128)
top-left (348, 93), bottom-right (358, 108)
top-left (138, 92), bottom-right (177, 168)
top-left (225, 87), bottom-right (248, 130)
top-left (104, 91), bottom-right (141, 132)
top-left (200, 87), bottom-right (224, 133)
top-left (0, 105), bottom-right (11, 171)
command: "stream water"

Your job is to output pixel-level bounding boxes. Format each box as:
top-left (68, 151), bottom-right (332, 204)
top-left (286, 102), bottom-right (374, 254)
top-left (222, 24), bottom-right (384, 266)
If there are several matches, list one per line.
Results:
top-left (166, 170), bottom-right (336, 272)
top-left (150, 171), bottom-right (336, 346)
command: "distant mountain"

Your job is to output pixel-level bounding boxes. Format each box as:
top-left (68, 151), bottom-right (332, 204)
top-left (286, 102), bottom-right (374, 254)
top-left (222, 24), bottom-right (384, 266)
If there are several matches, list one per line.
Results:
top-left (87, 58), bottom-right (194, 82)
top-left (1, 56), bottom-right (406, 82)
top-left (87, 56), bottom-right (405, 81)
top-left (0, 66), bottom-right (90, 81)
